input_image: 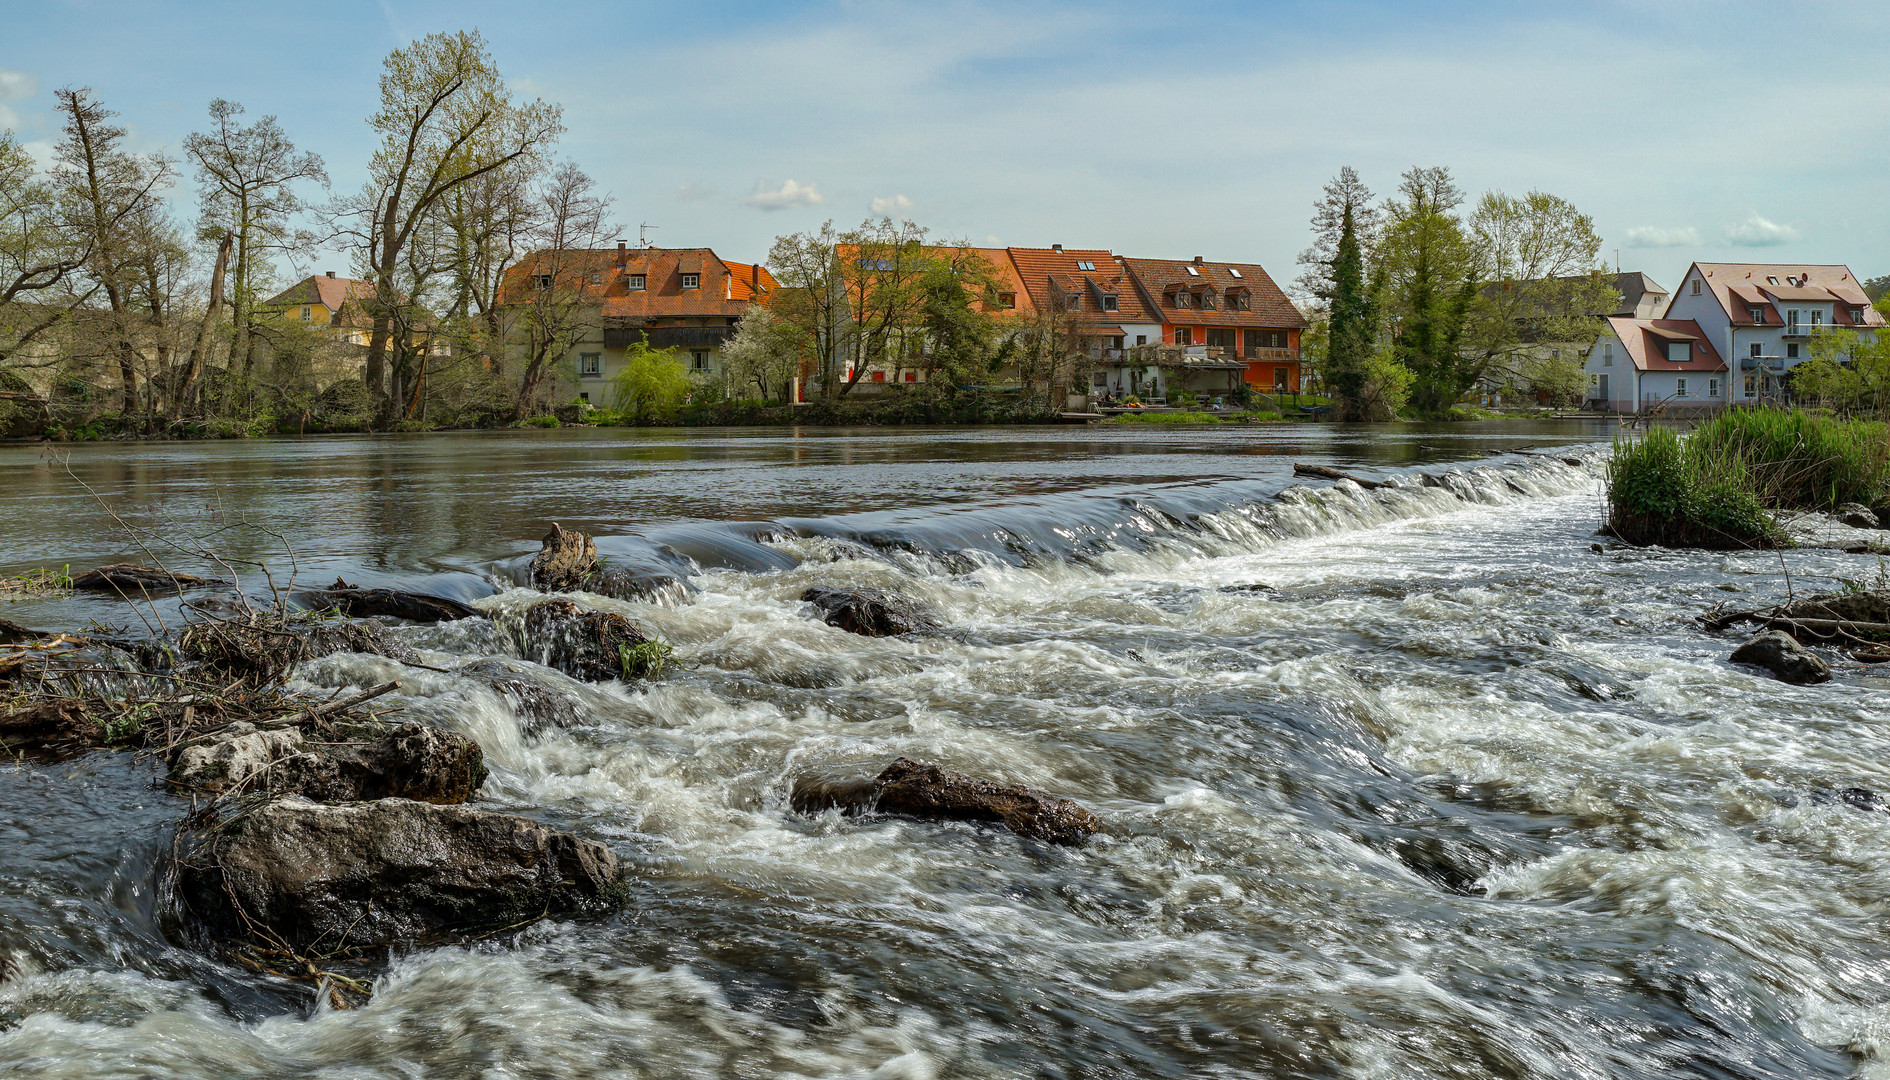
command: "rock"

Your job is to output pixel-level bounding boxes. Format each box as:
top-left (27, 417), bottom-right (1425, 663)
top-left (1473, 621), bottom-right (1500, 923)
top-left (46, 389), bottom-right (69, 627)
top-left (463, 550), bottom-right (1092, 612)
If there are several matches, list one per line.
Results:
top-left (171, 796), bottom-right (626, 951)
top-left (791, 757), bottom-right (1099, 845)
top-left (299, 579), bottom-right (484, 623)
top-left (1730, 631), bottom-right (1831, 685)
top-left (800, 586), bottom-right (938, 637)
top-left (1837, 503), bottom-right (1881, 529)
top-left (0, 617), bottom-right (45, 645)
top-left (529, 524), bottom-right (680, 604)
top-left (70, 564), bottom-right (223, 595)
top-left (459, 659), bottom-right (585, 735)
top-left (167, 720), bottom-right (486, 803)
top-left (516, 598), bottom-right (658, 682)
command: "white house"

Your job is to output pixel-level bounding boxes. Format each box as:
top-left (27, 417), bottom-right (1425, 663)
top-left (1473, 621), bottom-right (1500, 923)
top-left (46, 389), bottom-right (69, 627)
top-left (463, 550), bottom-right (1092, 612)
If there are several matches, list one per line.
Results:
top-left (1583, 317), bottom-right (1727, 414)
top-left (1661, 262), bottom-right (1884, 404)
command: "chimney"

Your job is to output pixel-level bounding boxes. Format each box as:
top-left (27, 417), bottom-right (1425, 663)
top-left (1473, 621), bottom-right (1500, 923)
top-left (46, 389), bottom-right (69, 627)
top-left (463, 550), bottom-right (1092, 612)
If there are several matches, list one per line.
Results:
top-left (1192, 256), bottom-right (1204, 266)
top-left (751, 263), bottom-right (759, 292)
top-left (325, 270), bottom-right (336, 279)
top-left (1052, 244), bottom-right (1063, 252)
top-left (617, 240), bottom-right (626, 251)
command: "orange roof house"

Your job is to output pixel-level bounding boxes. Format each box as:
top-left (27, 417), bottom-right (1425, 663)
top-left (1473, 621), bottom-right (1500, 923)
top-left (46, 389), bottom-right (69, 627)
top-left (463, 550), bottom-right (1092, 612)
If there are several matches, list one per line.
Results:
top-left (1664, 262), bottom-right (1883, 405)
top-left (1582, 316), bottom-right (1727, 413)
top-left (1116, 255), bottom-right (1308, 392)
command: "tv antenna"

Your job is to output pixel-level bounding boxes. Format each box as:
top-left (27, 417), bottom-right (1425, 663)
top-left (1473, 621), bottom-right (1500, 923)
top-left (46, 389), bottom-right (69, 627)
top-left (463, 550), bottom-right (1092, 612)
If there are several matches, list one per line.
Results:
top-left (639, 223), bottom-right (658, 248)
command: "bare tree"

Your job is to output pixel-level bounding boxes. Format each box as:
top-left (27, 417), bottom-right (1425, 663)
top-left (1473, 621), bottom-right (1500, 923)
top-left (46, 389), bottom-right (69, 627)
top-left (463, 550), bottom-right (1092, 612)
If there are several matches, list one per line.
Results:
top-left (184, 99), bottom-right (328, 401)
top-left (507, 161), bottom-right (613, 419)
top-left (1, 128), bottom-right (95, 373)
top-left (51, 87), bottom-right (176, 414)
top-left (326, 29), bottom-right (563, 422)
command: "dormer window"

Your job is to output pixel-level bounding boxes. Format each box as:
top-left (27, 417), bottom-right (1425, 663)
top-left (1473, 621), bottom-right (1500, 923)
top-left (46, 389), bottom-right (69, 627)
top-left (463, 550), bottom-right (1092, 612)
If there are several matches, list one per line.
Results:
top-left (1854, 307), bottom-right (1867, 323)
top-left (626, 274), bottom-right (646, 290)
top-left (1076, 260), bottom-right (1095, 271)
top-left (534, 275), bottom-right (553, 290)
top-left (590, 272), bottom-right (601, 285)
top-left (1101, 294), bottom-right (1118, 312)
top-left (1749, 306), bottom-right (1765, 323)
top-left (1667, 341), bottom-right (1690, 363)
top-left (1063, 292), bottom-right (1081, 312)
top-left (1172, 291), bottom-right (1189, 309)
top-left (996, 291), bottom-right (1016, 309)
top-left (1198, 288), bottom-right (1217, 310)
top-left (681, 273), bottom-right (700, 290)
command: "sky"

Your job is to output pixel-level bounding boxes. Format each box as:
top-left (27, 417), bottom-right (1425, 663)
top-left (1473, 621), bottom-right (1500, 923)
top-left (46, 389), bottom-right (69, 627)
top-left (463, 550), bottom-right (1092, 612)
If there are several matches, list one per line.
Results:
top-left (2, 0), bottom-right (1886, 296)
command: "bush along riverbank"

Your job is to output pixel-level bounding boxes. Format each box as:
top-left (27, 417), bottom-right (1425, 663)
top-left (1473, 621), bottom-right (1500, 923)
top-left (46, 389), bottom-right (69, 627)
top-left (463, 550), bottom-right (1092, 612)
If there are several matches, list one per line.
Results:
top-left (1604, 408), bottom-right (1890, 550)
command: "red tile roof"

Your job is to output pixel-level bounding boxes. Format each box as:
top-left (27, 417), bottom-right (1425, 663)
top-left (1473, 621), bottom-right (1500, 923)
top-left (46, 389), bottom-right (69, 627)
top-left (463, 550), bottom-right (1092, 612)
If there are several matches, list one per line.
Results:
top-left (1006, 247), bottom-right (1154, 329)
top-left (267, 274), bottom-right (376, 312)
top-left (1116, 257), bottom-right (1305, 329)
top-left (501, 247), bottom-right (773, 320)
top-left (1688, 263), bottom-right (1886, 329)
top-left (1607, 317), bottom-right (1726, 372)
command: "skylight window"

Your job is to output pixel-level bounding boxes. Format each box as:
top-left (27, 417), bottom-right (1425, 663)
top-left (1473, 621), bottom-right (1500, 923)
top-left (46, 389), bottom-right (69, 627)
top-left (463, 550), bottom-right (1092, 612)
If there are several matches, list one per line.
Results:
top-left (1228, 268), bottom-right (1242, 278)
top-left (1185, 265), bottom-right (1200, 276)
top-left (1767, 276), bottom-right (1779, 285)
top-left (1076, 260), bottom-right (1095, 271)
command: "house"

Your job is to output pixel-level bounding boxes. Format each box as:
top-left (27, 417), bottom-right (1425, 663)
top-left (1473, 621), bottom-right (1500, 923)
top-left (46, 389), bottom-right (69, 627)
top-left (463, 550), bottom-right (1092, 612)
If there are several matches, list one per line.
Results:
top-left (1475, 271), bottom-right (1665, 405)
top-left (1582, 317), bottom-right (1727, 413)
top-left (834, 244), bottom-right (1033, 390)
top-left (1004, 245), bottom-right (1168, 398)
top-left (1116, 255), bottom-right (1308, 396)
top-left (500, 244), bottom-right (776, 400)
top-left (1661, 262), bottom-right (1884, 403)
top-left (263, 272), bottom-right (378, 345)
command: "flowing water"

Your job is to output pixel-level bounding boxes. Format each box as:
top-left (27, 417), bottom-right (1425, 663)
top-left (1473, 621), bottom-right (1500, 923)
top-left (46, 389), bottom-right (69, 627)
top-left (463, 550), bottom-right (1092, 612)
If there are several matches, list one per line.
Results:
top-left (6, 422), bottom-right (1890, 1079)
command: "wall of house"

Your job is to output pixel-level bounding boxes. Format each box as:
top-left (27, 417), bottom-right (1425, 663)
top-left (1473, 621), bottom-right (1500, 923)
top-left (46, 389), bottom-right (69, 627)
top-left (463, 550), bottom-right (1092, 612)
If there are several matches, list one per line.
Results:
top-left (1582, 332), bottom-right (1634, 411)
top-left (1636, 370), bottom-right (1726, 411)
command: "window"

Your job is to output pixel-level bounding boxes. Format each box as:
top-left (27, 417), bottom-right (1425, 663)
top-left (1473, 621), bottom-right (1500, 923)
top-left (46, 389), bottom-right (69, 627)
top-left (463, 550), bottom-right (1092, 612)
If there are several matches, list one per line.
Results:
top-left (590, 272), bottom-right (601, 285)
top-left (1601, 342), bottom-right (1613, 367)
top-left (1185, 265), bottom-right (1200, 276)
top-left (1750, 343), bottom-right (1761, 357)
top-left (858, 258), bottom-right (894, 271)
top-left (1228, 268), bottom-right (1242, 278)
top-left (1273, 367), bottom-right (1288, 390)
top-left (1112, 336), bottom-right (1124, 350)
top-left (300, 305), bottom-right (311, 322)
top-left (534, 274), bottom-right (553, 289)
top-left (1228, 292), bottom-right (1249, 311)
top-left (579, 392), bottom-right (590, 403)
top-left (579, 353), bottom-right (601, 376)
top-left (1709, 378), bottom-right (1720, 397)
top-left (1676, 378), bottom-right (1688, 396)
top-left (1063, 293), bottom-right (1081, 312)
top-left (1766, 276), bottom-right (1779, 285)
top-left (1076, 260), bottom-right (1095, 271)
top-left (1811, 309), bottom-right (1824, 328)
top-left (680, 273), bottom-right (699, 290)
top-left (1667, 341), bottom-right (1690, 363)
top-left (626, 274), bottom-right (646, 290)
top-left (996, 291), bottom-right (1016, 309)
top-left (1198, 290), bottom-right (1216, 310)
top-left (690, 350), bottom-right (708, 371)
top-left (1744, 375), bottom-right (1756, 395)
top-left (1172, 291), bottom-right (1189, 309)
top-left (1135, 334), bottom-right (1147, 346)
top-left (1690, 278), bottom-right (1701, 295)
top-left (1749, 306), bottom-right (1765, 324)
top-left (1854, 307), bottom-right (1868, 323)
top-left (1174, 328), bottom-right (1192, 346)
top-left (1101, 294), bottom-right (1118, 311)
top-left (1093, 371), bottom-right (1108, 385)
top-left (1787, 343), bottom-right (1799, 359)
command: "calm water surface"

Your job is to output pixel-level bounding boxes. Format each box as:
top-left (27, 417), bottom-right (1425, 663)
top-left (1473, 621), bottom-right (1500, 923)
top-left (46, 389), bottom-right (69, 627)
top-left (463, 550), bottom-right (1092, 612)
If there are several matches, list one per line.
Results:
top-left (8, 421), bottom-right (1890, 1080)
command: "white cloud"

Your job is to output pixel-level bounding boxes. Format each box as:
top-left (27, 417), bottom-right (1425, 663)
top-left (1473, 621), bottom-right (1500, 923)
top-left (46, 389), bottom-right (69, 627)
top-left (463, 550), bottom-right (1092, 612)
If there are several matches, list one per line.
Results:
top-left (0, 69), bottom-right (36, 129)
top-left (1725, 214), bottom-right (1800, 247)
top-left (870, 194), bottom-right (913, 214)
top-left (1623, 225), bottom-right (1700, 248)
top-left (743, 178), bottom-right (824, 211)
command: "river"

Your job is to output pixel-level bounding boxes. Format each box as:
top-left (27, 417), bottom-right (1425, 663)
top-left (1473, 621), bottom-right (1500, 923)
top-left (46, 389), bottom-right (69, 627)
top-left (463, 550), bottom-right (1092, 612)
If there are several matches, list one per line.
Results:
top-left (6, 421), bottom-right (1890, 1079)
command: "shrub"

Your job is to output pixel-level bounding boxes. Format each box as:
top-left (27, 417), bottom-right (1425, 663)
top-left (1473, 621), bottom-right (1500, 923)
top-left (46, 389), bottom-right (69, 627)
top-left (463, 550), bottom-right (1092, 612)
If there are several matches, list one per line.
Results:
top-left (1686, 407), bottom-right (1888, 511)
top-left (1102, 410), bottom-right (1221, 425)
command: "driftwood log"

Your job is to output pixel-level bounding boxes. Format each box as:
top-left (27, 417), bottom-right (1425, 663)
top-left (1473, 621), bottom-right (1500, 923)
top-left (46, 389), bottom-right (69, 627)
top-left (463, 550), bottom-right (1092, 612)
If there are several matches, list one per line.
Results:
top-left (1292, 463), bottom-right (1384, 490)
top-left (70, 564), bottom-right (224, 595)
top-left (299, 579), bottom-right (484, 623)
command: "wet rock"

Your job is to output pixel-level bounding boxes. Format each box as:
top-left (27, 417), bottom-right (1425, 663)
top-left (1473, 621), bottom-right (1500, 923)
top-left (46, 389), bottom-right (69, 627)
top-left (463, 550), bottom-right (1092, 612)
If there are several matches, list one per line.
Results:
top-left (171, 796), bottom-right (625, 951)
top-left (530, 523), bottom-right (685, 604)
top-left (70, 564), bottom-right (224, 595)
top-left (299, 579), bottom-right (484, 624)
top-left (167, 720), bottom-right (486, 803)
top-left (459, 658), bottom-right (585, 735)
top-left (1838, 503), bottom-right (1882, 529)
top-left (1730, 631), bottom-right (1831, 685)
top-left (800, 586), bottom-right (938, 637)
top-left (517, 598), bottom-right (659, 682)
top-left (0, 617), bottom-right (44, 645)
top-left (791, 757), bottom-right (1099, 845)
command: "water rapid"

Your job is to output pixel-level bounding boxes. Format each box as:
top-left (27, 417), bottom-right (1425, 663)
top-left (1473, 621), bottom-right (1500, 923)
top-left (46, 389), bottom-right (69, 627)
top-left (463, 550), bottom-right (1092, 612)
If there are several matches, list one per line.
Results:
top-left (9, 443), bottom-right (1890, 1079)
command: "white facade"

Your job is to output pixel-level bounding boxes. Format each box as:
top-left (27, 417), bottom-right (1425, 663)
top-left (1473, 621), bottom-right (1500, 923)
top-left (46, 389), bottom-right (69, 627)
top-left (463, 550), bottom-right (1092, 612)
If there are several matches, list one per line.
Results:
top-left (1582, 324), bottom-right (1727, 414)
top-left (1664, 264), bottom-right (1880, 405)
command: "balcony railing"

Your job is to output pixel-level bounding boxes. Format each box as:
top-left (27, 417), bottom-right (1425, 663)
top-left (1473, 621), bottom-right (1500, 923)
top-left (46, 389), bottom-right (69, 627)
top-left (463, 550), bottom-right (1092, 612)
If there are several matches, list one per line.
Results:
top-left (1781, 321), bottom-right (1822, 338)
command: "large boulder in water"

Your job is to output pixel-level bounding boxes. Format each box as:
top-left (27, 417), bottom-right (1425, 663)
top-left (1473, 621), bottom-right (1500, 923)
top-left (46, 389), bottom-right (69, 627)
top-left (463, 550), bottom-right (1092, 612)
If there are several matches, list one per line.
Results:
top-left (800, 586), bottom-right (938, 637)
top-left (516, 598), bottom-right (665, 682)
top-left (1838, 503), bottom-right (1883, 529)
top-left (170, 796), bottom-right (626, 951)
top-left (167, 720), bottom-right (486, 803)
top-left (530, 523), bottom-right (684, 604)
top-left (1730, 631), bottom-right (1831, 685)
top-left (791, 757), bottom-right (1099, 845)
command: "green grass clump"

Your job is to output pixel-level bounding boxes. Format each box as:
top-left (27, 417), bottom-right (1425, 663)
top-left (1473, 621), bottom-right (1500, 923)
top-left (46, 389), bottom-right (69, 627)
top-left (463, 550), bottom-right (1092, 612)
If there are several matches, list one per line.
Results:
top-left (618, 638), bottom-right (673, 679)
top-left (1103, 411), bottom-right (1221, 425)
top-left (1686, 408), bottom-right (1888, 511)
top-left (1603, 408), bottom-right (1890, 548)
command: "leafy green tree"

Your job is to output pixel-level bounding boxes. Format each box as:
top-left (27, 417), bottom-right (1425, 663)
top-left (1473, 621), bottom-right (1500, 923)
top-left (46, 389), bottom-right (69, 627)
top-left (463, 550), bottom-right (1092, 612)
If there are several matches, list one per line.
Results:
top-left (915, 247), bottom-right (1007, 386)
top-left (1793, 328), bottom-right (1890, 414)
top-left (1375, 166), bottom-right (1479, 416)
top-left (1462, 190), bottom-right (1612, 393)
top-left (721, 305), bottom-right (804, 401)
top-left (610, 338), bottom-right (690, 422)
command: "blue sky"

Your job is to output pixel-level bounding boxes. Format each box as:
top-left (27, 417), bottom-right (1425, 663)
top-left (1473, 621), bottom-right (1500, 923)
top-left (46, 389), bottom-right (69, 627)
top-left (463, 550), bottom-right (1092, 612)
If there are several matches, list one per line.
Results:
top-left (2, 0), bottom-right (1885, 294)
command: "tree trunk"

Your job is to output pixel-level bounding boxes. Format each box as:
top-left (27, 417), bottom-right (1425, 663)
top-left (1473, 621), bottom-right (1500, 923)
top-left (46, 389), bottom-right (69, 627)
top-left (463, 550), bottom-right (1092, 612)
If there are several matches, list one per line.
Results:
top-left (178, 232), bottom-right (233, 415)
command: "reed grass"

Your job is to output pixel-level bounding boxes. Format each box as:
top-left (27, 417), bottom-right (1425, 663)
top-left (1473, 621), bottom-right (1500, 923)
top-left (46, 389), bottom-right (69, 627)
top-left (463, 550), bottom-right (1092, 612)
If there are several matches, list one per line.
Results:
top-left (1102, 411), bottom-right (1221, 425)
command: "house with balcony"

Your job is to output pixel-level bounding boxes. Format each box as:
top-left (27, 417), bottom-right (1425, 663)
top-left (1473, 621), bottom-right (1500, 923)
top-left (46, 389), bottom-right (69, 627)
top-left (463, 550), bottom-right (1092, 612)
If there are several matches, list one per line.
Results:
top-left (1003, 246), bottom-right (1169, 399)
top-left (1660, 263), bottom-right (1884, 403)
top-left (500, 244), bottom-right (775, 401)
top-left (1581, 317), bottom-right (1727, 413)
top-left (1116, 255), bottom-right (1308, 395)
